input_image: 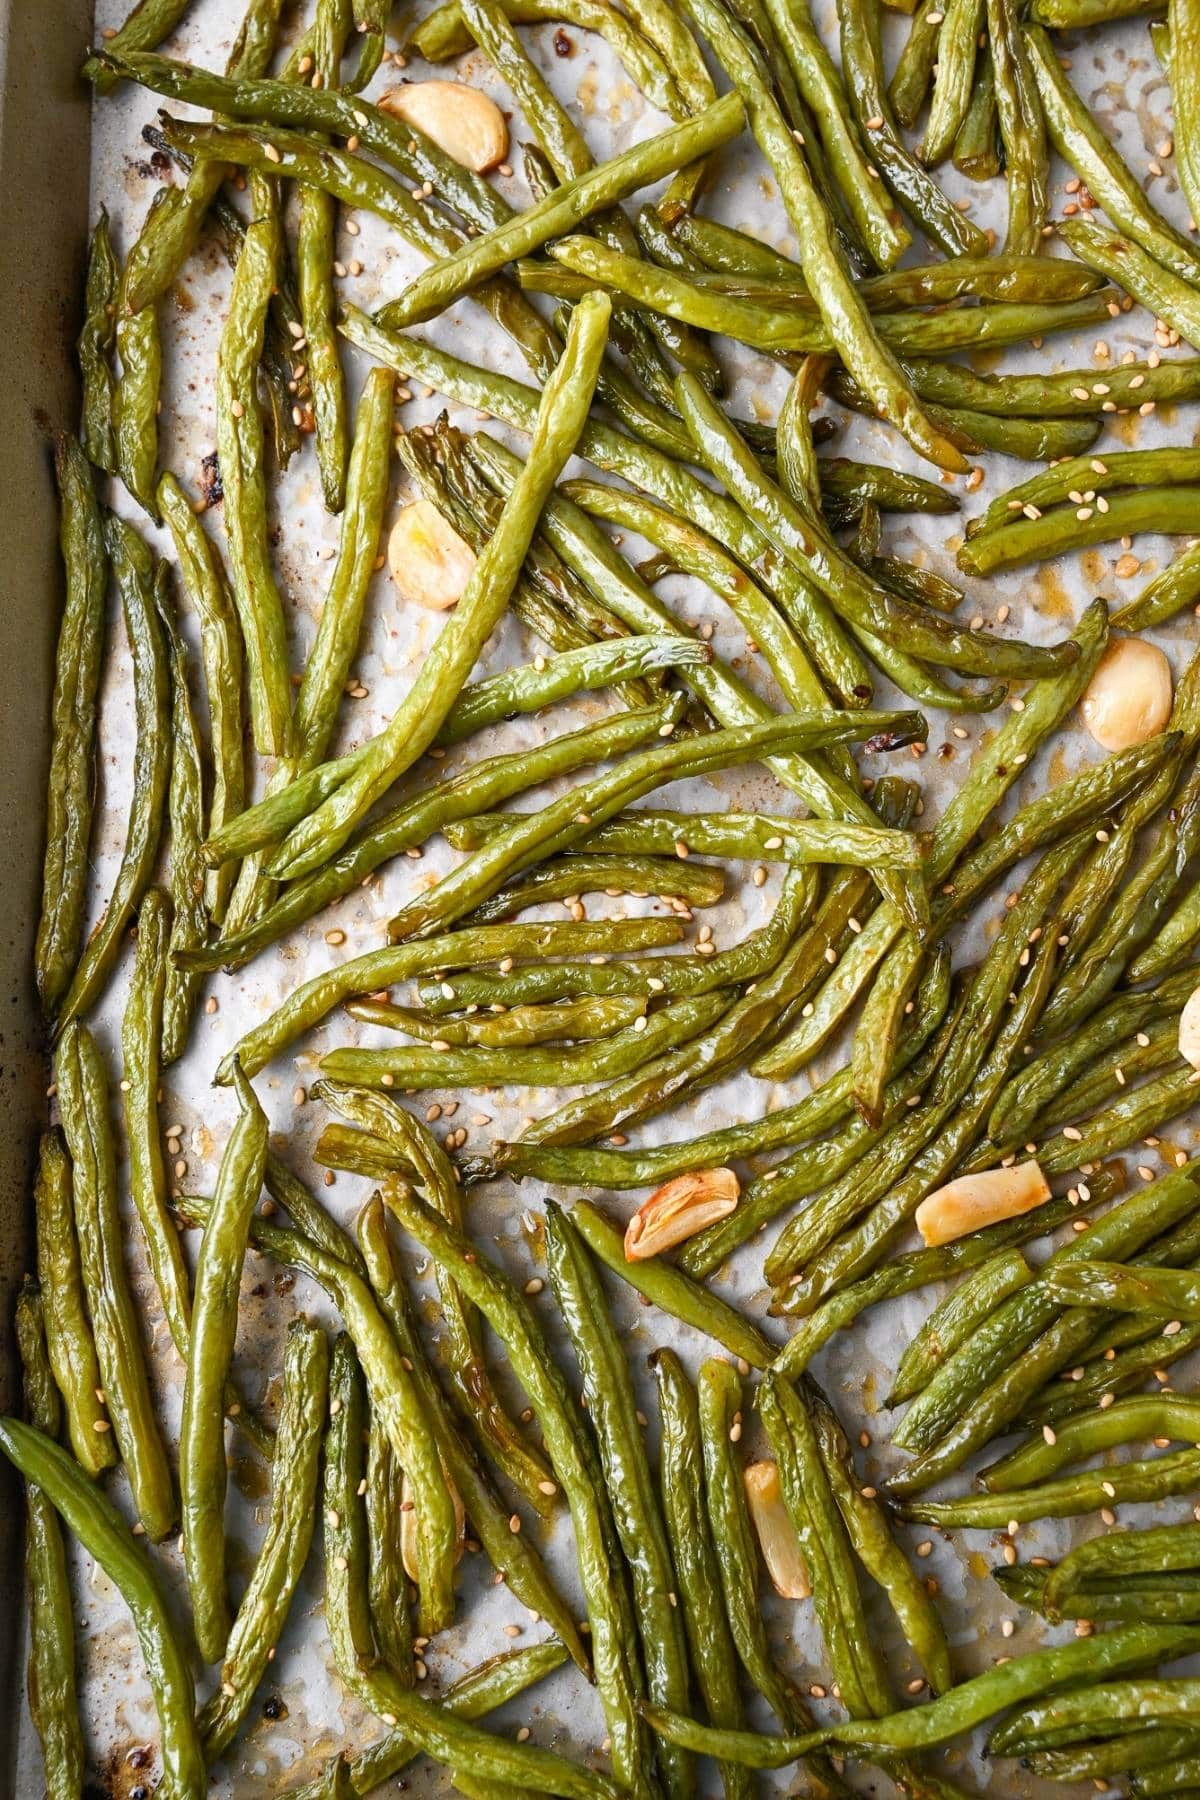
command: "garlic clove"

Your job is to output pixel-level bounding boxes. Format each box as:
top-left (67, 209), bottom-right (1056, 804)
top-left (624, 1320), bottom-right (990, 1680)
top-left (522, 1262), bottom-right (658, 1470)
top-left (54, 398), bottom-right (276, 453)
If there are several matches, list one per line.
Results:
top-left (1179, 985), bottom-right (1200, 1072)
top-left (388, 499), bottom-right (476, 611)
top-left (1080, 637), bottom-right (1173, 752)
top-left (624, 1167), bottom-right (739, 1261)
top-left (915, 1161), bottom-right (1052, 1249)
top-left (379, 80), bottom-right (509, 172)
top-left (744, 1461), bottom-right (811, 1600)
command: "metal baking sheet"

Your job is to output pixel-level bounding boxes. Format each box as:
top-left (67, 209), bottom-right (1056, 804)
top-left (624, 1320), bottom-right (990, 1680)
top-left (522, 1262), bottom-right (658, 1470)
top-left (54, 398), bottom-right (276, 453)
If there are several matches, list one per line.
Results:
top-left (13, 0), bottom-right (1200, 1794)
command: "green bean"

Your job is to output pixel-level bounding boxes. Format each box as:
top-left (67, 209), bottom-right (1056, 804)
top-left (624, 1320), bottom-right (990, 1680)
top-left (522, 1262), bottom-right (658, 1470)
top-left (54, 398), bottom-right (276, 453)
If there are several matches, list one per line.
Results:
top-left (681, 0), bottom-right (964, 468)
top-left (1027, 1315), bottom-right (1200, 1427)
top-left (441, 636), bottom-right (709, 745)
top-left (1034, 1063), bottom-right (1200, 1172)
top-left (963, 485), bottom-right (1200, 573)
top-left (452, 808), bottom-right (922, 870)
top-left (284, 1644), bottom-right (571, 1800)
top-left (889, 0), bottom-right (942, 127)
top-left (903, 1447), bottom-right (1200, 1524)
top-left (1136, 1755), bottom-right (1200, 1793)
top-left (181, 1061), bottom-right (268, 1661)
top-left (383, 1185), bottom-right (651, 1795)
top-left (753, 907), bottom-right (902, 1081)
top-left (993, 1676), bottom-right (1200, 1758)
top-left (121, 890), bottom-right (192, 1366)
top-left (216, 212), bottom-right (292, 756)
top-left (112, 304), bottom-right (160, 519)
top-left (366, 1386), bottom-right (419, 1670)
top-left (265, 1150), bottom-right (366, 1276)
top-left (772, 1167), bottom-right (1124, 1377)
top-left (984, 1394), bottom-right (1200, 1500)
top-left (676, 372), bottom-right (1072, 678)
top-left (972, 445), bottom-right (1200, 537)
top-left (1131, 872), bottom-right (1200, 982)
top-left (36, 437), bottom-right (107, 1015)
top-left (466, 852), bottom-right (726, 921)
top-left (670, 214), bottom-right (799, 279)
top-left (850, 932), bottom-right (924, 1128)
top-left (1043, 1525), bottom-right (1200, 1629)
top-left (808, 1383), bottom-right (952, 1695)
top-left (56, 1023), bottom-right (175, 1540)
top-left (16, 1284), bottom-right (84, 1800)
top-left (354, 1196), bottom-right (588, 1668)
top-left (298, 0), bottom-right (350, 512)
top-left (319, 1085), bottom-right (557, 1517)
top-left (175, 1186), bottom-right (459, 1635)
top-left (323, 1331), bottom-right (377, 1683)
top-left (651, 1350), bottom-right (751, 1800)
top-left (1059, 214), bottom-right (1200, 353)
top-left (34, 1129), bottom-right (114, 1474)
top-left (1033, 0), bottom-right (1159, 19)
top-left (909, 351), bottom-right (1200, 417)
top-left (78, 210), bottom-right (117, 472)
top-left (1114, 539), bottom-right (1200, 632)
top-left (761, 1376), bottom-right (893, 1720)
top-left (546, 1203), bottom-right (694, 1798)
top-left (158, 471), bottom-right (245, 923)
top-left (567, 1199), bottom-right (775, 1368)
top-left (156, 581), bottom-right (208, 1060)
top-left (321, 989), bottom-right (731, 1090)
top-left (988, 0), bottom-right (1047, 254)
top-left (1027, 1722), bottom-right (1200, 1779)
top-left (1042, 1260), bottom-right (1200, 1319)
top-left (199, 1318), bottom-right (328, 1759)
top-left (204, 710), bottom-right (673, 972)
top-left (94, 0), bottom-right (192, 77)
top-left (836, 0), bottom-right (987, 256)
top-left (218, 915), bottom-right (684, 1079)
top-left (920, 0), bottom-right (984, 163)
top-left (349, 994), bottom-right (648, 1047)
top-left (696, 1360), bottom-right (811, 1731)
top-left (889, 1250), bottom-right (1032, 1406)
top-left (270, 294), bottom-right (611, 881)
top-left (952, 51), bottom-right (999, 179)
top-left (927, 598), bottom-right (1107, 885)
top-left (0, 1419), bottom-right (204, 1798)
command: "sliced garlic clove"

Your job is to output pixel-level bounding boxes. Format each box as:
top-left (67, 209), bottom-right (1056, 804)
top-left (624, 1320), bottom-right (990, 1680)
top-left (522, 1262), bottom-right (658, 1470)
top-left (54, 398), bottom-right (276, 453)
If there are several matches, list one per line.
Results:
top-left (400, 1468), bottom-right (467, 1583)
top-left (388, 499), bottom-right (476, 611)
top-left (744, 1460), bottom-right (811, 1600)
top-left (379, 80), bottom-right (509, 172)
top-left (623, 1167), bottom-right (739, 1261)
top-left (915, 1161), bottom-right (1052, 1249)
top-left (1179, 985), bottom-right (1200, 1072)
top-left (1080, 637), bottom-right (1173, 752)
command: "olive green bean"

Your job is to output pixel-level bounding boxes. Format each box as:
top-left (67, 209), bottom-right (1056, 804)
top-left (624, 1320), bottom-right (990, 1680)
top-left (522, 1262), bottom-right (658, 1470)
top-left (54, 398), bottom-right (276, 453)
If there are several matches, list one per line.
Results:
top-left (920, 0), bottom-right (984, 164)
top-left (16, 1284), bottom-right (84, 1800)
top-left (56, 1023), bottom-right (175, 1541)
top-left (112, 307), bottom-right (160, 518)
top-left (988, 0), bottom-right (1047, 254)
top-left (78, 209), bottom-right (117, 472)
top-left (199, 1318), bottom-right (328, 1759)
top-left (1058, 215), bottom-right (1200, 352)
top-left (36, 437), bottom-right (107, 1014)
top-left (34, 1129), bottom-right (114, 1474)
top-left (889, 1250), bottom-right (1033, 1405)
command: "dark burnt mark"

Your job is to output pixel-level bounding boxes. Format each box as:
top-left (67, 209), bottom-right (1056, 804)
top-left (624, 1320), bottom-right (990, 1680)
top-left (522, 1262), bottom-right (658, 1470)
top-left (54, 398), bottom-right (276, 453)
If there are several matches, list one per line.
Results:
top-left (554, 27), bottom-right (574, 54)
top-left (199, 449), bottom-right (223, 506)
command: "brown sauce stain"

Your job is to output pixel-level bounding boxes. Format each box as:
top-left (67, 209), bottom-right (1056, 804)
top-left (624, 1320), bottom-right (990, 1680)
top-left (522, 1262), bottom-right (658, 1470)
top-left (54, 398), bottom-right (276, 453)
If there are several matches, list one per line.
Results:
top-left (1031, 566), bottom-right (1073, 623)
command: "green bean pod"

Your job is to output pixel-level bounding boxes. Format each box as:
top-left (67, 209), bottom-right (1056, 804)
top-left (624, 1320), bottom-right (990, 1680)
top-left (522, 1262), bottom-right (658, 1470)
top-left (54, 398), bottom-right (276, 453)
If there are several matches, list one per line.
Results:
top-left (112, 307), bottom-right (161, 518)
top-left (34, 1129), bottom-right (114, 1473)
top-left (181, 1061), bottom-right (269, 1660)
top-left (217, 212), bottom-right (292, 756)
top-left (889, 1249), bottom-right (1032, 1405)
top-left (158, 471), bottom-right (246, 922)
top-left (199, 1317), bottom-right (328, 1759)
top-left (988, 0), bottom-right (1047, 254)
top-left (56, 1023), bottom-right (175, 1539)
top-left (58, 516), bottom-right (169, 1028)
top-left (0, 1419), bottom-right (204, 1799)
top-left (1058, 214), bottom-right (1200, 353)
top-left (16, 1283), bottom-right (85, 1800)
top-left (159, 580), bottom-right (209, 1060)
top-left (36, 437), bottom-right (108, 1015)
top-left (78, 209), bottom-right (118, 472)
top-left (920, 0), bottom-right (984, 163)
top-left (297, 0), bottom-right (351, 513)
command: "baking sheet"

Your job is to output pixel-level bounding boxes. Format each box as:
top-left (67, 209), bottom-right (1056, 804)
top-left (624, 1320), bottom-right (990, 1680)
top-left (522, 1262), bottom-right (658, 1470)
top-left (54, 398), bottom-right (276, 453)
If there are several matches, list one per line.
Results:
top-left (20, 0), bottom-right (1200, 1793)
